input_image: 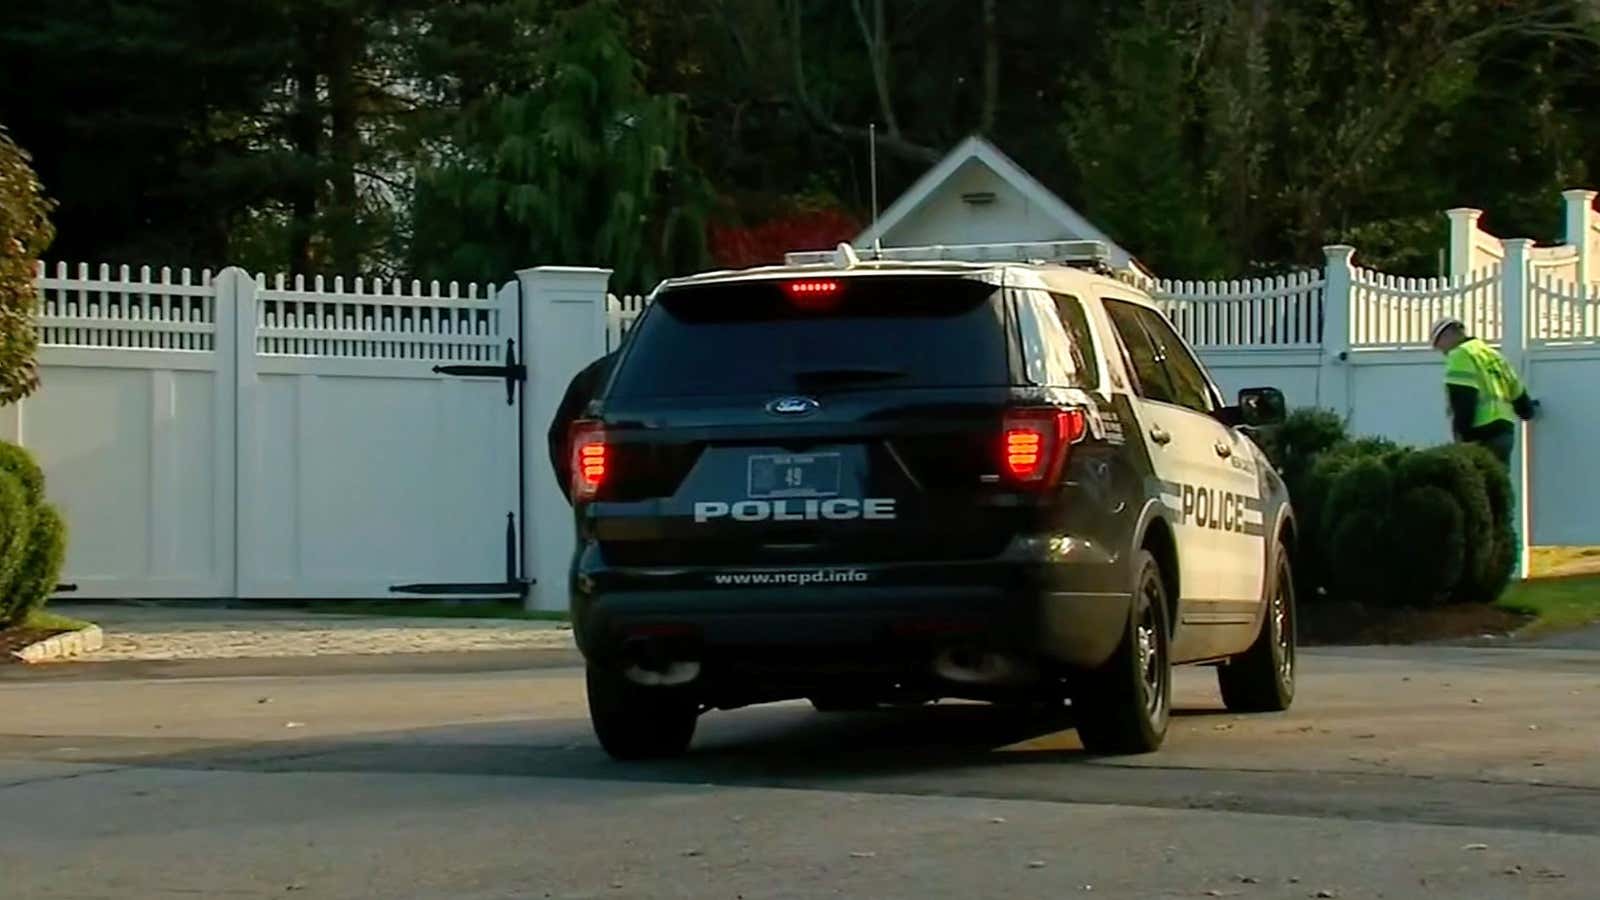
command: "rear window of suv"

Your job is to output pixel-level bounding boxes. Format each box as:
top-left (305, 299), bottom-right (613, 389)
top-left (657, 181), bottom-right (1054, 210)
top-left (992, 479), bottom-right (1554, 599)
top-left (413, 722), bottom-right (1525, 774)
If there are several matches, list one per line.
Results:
top-left (608, 276), bottom-right (1009, 399)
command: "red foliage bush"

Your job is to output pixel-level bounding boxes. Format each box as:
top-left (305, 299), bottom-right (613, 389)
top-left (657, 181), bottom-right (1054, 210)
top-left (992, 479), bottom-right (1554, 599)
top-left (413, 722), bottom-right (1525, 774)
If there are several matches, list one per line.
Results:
top-left (708, 208), bottom-right (861, 269)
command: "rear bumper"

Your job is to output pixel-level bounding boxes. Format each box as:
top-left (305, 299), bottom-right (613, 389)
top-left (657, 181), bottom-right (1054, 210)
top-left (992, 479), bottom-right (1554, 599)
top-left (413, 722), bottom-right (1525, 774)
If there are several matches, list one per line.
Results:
top-left (570, 536), bottom-right (1133, 681)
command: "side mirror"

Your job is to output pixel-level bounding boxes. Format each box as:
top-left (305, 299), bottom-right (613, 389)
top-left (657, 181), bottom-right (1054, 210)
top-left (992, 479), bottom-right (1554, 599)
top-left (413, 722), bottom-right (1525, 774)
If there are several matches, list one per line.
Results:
top-left (1235, 387), bottom-right (1286, 427)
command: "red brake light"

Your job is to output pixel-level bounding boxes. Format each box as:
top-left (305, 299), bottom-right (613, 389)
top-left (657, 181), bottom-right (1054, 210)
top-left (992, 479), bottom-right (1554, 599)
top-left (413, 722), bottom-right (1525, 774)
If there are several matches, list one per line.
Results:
top-left (785, 279), bottom-right (839, 296)
top-left (570, 421), bottom-right (607, 499)
top-left (1001, 407), bottom-right (1087, 484)
top-left (783, 279), bottom-right (842, 310)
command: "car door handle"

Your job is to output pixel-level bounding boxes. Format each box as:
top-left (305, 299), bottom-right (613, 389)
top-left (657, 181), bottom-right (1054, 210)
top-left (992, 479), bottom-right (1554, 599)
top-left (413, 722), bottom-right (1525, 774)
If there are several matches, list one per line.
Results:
top-left (1214, 441), bottom-right (1232, 458)
top-left (1149, 427), bottom-right (1171, 446)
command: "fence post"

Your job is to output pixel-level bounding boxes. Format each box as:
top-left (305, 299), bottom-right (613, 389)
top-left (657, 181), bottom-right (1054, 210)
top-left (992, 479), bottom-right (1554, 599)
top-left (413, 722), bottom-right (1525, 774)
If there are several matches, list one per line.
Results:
top-left (217, 267), bottom-right (250, 600)
top-left (518, 266), bottom-right (612, 611)
top-left (1562, 189), bottom-right (1596, 287)
top-left (1319, 245), bottom-right (1355, 418)
top-left (1445, 208), bottom-right (1483, 281)
top-left (1500, 239), bottom-right (1533, 580)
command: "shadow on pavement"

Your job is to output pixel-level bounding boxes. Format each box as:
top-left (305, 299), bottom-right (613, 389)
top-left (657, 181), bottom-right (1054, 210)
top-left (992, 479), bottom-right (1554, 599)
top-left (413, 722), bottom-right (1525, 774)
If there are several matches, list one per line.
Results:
top-left (10, 696), bottom-right (1600, 835)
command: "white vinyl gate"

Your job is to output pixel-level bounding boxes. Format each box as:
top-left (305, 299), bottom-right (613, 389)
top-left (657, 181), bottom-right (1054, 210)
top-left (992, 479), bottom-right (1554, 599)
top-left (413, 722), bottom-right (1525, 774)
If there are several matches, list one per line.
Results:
top-left (7, 263), bottom-right (609, 607)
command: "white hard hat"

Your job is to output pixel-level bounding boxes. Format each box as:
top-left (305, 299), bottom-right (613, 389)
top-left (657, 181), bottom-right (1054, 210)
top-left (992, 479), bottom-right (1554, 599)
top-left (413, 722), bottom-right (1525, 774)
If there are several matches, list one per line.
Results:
top-left (1429, 317), bottom-right (1464, 345)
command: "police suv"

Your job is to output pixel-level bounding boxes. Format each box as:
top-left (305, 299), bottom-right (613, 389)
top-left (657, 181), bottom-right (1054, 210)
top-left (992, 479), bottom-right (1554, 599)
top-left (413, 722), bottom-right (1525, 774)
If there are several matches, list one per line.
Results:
top-left (567, 241), bottom-right (1298, 758)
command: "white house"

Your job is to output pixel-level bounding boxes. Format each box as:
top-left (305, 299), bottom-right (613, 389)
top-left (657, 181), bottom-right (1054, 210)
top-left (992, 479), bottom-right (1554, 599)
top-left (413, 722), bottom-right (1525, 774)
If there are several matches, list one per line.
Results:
top-left (856, 134), bottom-right (1147, 276)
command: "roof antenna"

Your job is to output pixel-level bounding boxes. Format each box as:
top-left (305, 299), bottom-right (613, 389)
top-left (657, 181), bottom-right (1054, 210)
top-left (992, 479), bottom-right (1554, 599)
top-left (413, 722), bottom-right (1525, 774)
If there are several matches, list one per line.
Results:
top-left (869, 122), bottom-right (882, 259)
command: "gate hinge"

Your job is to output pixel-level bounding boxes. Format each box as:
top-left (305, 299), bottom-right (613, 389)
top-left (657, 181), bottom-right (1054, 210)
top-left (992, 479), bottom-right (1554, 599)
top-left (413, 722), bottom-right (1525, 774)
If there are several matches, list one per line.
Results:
top-left (433, 338), bottom-right (525, 404)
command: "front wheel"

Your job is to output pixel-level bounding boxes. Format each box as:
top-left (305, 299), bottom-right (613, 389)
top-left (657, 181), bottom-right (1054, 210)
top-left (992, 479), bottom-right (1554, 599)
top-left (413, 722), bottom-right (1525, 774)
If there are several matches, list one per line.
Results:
top-left (1217, 544), bottom-right (1297, 713)
top-left (586, 666), bottom-right (699, 760)
top-left (1073, 549), bottom-right (1172, 754)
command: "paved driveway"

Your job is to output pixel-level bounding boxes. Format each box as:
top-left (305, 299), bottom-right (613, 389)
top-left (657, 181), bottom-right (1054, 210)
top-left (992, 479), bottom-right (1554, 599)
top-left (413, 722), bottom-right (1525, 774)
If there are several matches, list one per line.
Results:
top-left (1, 641), bottom-right (1596, 898)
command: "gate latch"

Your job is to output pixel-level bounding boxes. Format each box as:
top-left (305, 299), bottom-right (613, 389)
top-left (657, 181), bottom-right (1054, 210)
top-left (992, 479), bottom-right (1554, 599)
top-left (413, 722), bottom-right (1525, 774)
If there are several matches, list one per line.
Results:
top-left (433, 338), bottom-right (525, 405)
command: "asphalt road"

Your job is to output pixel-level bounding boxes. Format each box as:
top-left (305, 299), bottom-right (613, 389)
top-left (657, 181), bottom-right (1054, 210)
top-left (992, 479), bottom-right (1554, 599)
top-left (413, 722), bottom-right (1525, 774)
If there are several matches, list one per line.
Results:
top-left (3, 643), bottom-right (1598, 899)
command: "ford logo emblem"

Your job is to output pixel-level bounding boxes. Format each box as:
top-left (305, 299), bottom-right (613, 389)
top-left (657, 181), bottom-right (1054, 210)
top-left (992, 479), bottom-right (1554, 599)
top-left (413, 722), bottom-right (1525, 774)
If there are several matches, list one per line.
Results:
top-left (766, 396), bottom-right (820, 417)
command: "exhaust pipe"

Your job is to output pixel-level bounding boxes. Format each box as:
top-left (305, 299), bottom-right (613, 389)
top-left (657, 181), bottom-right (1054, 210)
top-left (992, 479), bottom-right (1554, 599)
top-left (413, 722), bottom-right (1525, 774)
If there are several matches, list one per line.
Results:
top-left (933, 648), bottom-right (1036, 686)
top-left (621, 637), bottom-right (702, 686)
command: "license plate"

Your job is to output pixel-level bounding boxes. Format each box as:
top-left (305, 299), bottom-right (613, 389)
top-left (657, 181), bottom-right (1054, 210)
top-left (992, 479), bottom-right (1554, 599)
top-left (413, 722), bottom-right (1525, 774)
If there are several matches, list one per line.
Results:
top-left (746, 453), bottom-right (842, 499)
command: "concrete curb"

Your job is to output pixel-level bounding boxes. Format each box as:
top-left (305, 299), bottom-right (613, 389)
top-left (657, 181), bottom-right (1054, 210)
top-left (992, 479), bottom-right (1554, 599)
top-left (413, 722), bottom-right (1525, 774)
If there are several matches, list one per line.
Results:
top-left (11, 625), bottom-right (104, 664)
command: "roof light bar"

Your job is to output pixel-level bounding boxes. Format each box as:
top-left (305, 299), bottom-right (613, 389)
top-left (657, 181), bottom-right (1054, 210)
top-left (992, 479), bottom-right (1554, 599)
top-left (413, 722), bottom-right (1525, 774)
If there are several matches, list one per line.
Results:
top-left (783, 240), bottom-right (1113, 268)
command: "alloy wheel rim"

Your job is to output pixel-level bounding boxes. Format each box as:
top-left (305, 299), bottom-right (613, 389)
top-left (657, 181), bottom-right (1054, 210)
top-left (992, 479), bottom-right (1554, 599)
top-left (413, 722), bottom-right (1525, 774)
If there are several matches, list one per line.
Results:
top-left (1136, 578), bottom-right (1165, 719)
top-left (1273, 570), bottom-right (1294, 689)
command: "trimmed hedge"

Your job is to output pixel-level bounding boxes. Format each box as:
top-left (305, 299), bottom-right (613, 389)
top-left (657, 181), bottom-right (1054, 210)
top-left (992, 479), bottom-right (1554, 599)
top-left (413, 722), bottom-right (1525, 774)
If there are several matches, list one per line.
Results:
top-left (5, 503), bottom-right (65, 626)
top-left (0, 441), bottom-right (43, 507)
top-left (0, 470), bottom-right (29, 593)
top-left (1258, 409), bottom-right (1517, 608)
top-left (0, 441), bottom-right (66, 628)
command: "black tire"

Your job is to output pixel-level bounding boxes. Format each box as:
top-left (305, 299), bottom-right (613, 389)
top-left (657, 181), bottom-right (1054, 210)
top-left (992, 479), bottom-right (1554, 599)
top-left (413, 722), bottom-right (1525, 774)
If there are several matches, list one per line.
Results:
top-left (1074, 549), bottom-right (1172, 755)
top-left (1217, 544), bottom-right (1297, 713)
top-left (586, 666), bottom-right (698, 761)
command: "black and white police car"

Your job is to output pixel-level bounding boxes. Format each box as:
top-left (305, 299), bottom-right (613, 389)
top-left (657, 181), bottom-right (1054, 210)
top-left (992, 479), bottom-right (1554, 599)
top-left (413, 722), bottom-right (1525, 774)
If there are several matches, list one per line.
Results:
top-left (565, 241), bottom-right (1298, 758)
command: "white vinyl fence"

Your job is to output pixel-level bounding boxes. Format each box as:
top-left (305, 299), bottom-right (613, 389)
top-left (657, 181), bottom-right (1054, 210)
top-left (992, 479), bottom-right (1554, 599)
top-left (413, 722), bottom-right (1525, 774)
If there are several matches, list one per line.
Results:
top-left (608, 189), bottom-right (1600, 559)
top-left (11, 262), bottom-right (610, 606)
top-left (14, 191), bottom-right (1599, 602)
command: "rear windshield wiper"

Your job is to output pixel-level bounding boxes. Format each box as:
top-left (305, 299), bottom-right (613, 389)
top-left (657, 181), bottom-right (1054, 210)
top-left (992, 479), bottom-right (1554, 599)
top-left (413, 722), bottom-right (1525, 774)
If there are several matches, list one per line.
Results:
top-left (789, 366), bottom-right (908, 387)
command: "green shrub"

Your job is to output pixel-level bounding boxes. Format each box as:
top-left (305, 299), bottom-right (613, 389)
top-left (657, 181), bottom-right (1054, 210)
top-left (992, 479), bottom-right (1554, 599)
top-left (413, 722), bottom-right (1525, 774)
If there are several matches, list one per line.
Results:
top-left (1396, 447), bottom-right (1492, 599)
top-left (1387, 486), bottom-right (1466, 607)
top-left (0, 471), bottom-right (30, 626)
top-left (0, 441), bottom-right (43, 507)
top-left (1318, 456), bottom-right (1394, 541)
top-left (1284, 419), bottom-right (1520, 609)
top-left (3, 503), bottom-right (65, 627)
top-left (1326, 510), bottom-right (1396, 604)
top-left (1259, 407), bottom-right (1347, 489)
top-left (1452, 443), bottom-right (1516, 604)
top-left (0, 443), bottom-right (68, 629)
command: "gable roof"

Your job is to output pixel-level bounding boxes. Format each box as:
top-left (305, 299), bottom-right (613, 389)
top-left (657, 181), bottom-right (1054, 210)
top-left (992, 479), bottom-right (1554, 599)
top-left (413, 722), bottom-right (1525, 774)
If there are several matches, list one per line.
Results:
top-left (856, 135), bottom-right (1141, 272)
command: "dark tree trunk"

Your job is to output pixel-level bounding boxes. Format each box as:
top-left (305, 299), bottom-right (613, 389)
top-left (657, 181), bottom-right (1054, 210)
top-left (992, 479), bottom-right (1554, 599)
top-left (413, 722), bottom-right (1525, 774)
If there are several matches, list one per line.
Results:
top-left (326, 10), bottom-right (362, 274)
top-left (287, 25), bottom-right (321, 277)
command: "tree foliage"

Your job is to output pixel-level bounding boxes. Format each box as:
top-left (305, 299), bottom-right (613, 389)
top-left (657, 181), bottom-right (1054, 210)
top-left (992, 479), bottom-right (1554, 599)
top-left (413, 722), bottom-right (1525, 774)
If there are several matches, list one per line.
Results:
top-left (0, 125), bottom-right (51, 404)
top-left (410, 0), bottom-right (710, 291)
top-left (2, 0), bottom-right (1599, 285)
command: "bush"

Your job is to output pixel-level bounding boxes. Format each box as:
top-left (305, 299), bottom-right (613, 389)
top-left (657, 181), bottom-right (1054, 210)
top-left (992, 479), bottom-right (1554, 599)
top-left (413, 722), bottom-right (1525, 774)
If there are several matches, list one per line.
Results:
top-left (1387, 485), bottom-right (1466, 606)
top-left (1453, 443), bottom-right (1517, 604)
top-left (0, 441), bottom-right (43, 507)
top-left (1258, 408), bottom-right (1347, 491)
top-left (1285, 417), bottom-right (1517, 609)
top-left (0, 470), bottom-right (30, 626)
top-left (4, 503), bottom-right (65, 627)
top-left (0, 442), bottom-right (67, 629)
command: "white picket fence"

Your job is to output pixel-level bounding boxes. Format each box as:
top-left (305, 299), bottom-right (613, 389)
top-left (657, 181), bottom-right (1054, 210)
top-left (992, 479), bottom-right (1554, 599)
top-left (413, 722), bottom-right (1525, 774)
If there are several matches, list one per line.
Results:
top-left (13, 262), bottom-right (611, 606)
top-left (606, 293), bottom-right (649, 351)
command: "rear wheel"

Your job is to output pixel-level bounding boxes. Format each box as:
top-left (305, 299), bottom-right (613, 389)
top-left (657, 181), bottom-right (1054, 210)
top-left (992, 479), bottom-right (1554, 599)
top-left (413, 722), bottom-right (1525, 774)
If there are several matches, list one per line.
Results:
top-left (1073, 550), bottom-right (1171, 754)
top-left (1217, 545), bottom-right (1297, 712)
top-left (586, 666), bottom-right (699, 760)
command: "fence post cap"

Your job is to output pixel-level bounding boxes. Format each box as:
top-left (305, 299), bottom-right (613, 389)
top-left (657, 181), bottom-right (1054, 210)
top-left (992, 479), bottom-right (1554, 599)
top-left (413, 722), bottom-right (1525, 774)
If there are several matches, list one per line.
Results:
top-left (1560, 188), bottom-right (1597, 202)
top-left (1322, 244), bottom-right (1356, 263)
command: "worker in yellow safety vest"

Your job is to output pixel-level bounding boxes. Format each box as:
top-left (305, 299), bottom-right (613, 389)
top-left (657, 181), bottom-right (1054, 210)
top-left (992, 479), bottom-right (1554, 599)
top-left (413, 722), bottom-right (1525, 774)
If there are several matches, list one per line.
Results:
top-left (1429, 317), bottom-right (1538, 466)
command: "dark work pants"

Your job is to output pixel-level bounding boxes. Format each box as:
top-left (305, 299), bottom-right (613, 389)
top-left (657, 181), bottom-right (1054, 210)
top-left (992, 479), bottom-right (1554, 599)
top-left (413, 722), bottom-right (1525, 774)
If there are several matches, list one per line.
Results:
top-left (1466, 428), bottom-right (1515, 468)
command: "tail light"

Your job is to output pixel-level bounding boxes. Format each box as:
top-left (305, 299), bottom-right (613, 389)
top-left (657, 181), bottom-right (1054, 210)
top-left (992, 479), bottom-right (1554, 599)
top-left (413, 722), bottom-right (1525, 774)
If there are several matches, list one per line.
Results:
top-left (1002, 407), bottom-right (1087, 486)
top-left (570, 420), bottom-right (607, 500)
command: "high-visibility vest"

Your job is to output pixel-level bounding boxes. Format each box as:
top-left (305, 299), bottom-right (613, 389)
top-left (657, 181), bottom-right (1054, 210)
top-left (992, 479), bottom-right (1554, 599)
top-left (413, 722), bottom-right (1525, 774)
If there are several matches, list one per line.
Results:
top-left (1444, 338), bottom-right (1523, 429)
